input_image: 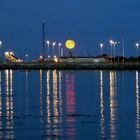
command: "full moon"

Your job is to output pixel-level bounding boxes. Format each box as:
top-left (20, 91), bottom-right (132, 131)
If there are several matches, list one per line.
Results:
top-left (65, 40), bottom-right (75, 49)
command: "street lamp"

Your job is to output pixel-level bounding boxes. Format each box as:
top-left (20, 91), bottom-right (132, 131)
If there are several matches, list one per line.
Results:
top-left (100, 43), bottom-right (103, 56)
top-left (39, 55), bottom-right (43, 60)
top-left (52, 42), bottom-right (56, 58)
top-left (0, 41), bottom-right (2, 59)
top-left (136, 43), bottom-right (139, 63)
top-left (113, 41), bottom-right (118, 62)
top-left (46, 40), bottom-right (50, 59)
top-left (25, 54), bottom-right (28, 62)
top-left (58, 43), bottom-right (62, 57)
top-left (0, 41), bottom-right (2, 47)
top-left (61, 47), bottom-right (63, 57)
top-left (110, 40), bottom-right (114, 62)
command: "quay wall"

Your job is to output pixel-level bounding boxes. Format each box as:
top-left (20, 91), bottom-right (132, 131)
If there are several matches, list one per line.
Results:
top-left (0, 62), bottom-right (140, 70)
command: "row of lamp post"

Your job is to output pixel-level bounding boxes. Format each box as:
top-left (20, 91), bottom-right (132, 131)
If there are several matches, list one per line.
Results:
top-left (99, 40), bottom-right (120, 62)
top-left (46, 40), bottom-right (63, 59)
top-left (99, 40), bottom-right (140, 63)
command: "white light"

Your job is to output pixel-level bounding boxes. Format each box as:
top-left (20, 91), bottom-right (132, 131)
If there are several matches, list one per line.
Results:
top-left (46, 40), bottom-right (50, 45)
top-left (10, 52), bottom-right (14, 55)
top-left (52, 42), bottom-right (56, 46)
top-left (40, 55), bottom-right (43, 59)
top-left (0, 41), bottom-right (2, 46)
top-left (58, 43), bottom-right (62, 47)
top-left (5, 52), bottom-right (9, 55)
top-left (136, 43), bottom-right (139, 48)
top-left (110, 40), bottom-right (114, 45)
top-left (100, 43), bottom-right (103, 48)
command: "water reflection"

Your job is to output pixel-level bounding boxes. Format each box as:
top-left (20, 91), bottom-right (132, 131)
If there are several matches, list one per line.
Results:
top-left (25, 71), bottom-right (29, 115)
top-left (40, 70), bottom-right (63, 138)
top-left (5, 70), bottom-right (14, 139)
top-left (65, 74), bottom-right (76, 139)
top-left (39, 70), bottom-right (44, 126)
top-left (0, 72), bottom-right (2, 139)
top-left (46, 70), bottom-right (51, 132)
top-left (52, 70), bottom-right (59, 137)
top-left (136, 71), bottom-right (140, 139)
top-left (109, 71), bottom-right (117, 140)
top-left (99, 70), bottom-right (106, 138)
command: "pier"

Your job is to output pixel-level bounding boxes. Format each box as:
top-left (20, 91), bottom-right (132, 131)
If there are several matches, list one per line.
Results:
top-left (0, 62), bottom-right (140, 70)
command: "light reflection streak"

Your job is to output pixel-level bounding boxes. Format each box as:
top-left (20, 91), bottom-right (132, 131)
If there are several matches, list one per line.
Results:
top-left (46, 70), bottom-right (51, 131)
top-left (109, 71), bottom-right (117, 140)
top-left (40, 70), bottom-right (63, 138)
top-left (58, 71), bottom-right (63, 125)
top-left (0, 71), bottom-right (2, 138)
top-left (136, 71), bottom-right (140, 139)
top-left (99, 71), bottom-right (106, 138)
top-left (5, 70), bottom-right (14, 139)
top-left (25, 71), bottom-right (29, 115)
top-left (52, 70), bottom-right (59, 136)
top-left (66, 74), bottom-right (76, 139)
top-left (40, 70), bottom-right (44, 125)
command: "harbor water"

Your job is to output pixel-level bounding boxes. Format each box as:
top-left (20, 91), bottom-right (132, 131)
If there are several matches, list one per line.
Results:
top-left (0, 70), bottom-right (139, 139)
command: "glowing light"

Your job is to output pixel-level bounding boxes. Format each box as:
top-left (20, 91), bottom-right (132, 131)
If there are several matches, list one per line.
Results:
top-left (100, 43), bottom-right (103, 48)
top-left (110, 40), bottom-right (114, 45)
top-left (66, 40), bottom-right (75, 49)
top-left (39, 55), bottom-right (43, 59)
top-left (54, 58), bottom-right (58, 62)
top-left (5, 52), bottom-right (13, 56)
top-left (0, 41), bottom-right (2, 46)
top-left (58, 43), bottom-right (62, 47)
top-left (46, 40), bottom-right (50, 45)
top-left (5, 52), bottom-right (9, 56)
top-left (10, 52), bottom-right (14, 55)
top-left (52, 42), bottom-right (56, 46)
top-left (136, 43), bottom-right (139, 48)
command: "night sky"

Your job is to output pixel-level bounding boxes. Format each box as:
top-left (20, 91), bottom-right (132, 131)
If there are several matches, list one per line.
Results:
top-left (0, 0), bottom-right (140, 60)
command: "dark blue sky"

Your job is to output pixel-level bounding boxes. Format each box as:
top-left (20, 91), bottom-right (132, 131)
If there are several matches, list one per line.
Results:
top-left (0, 0), bottom-right (140, 59)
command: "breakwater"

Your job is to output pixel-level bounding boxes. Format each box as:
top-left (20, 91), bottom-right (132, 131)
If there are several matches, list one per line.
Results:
top-left (0, 62), bottom-right (140, 70)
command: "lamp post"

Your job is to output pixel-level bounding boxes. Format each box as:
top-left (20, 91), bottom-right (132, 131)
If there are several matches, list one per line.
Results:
top-left (0, 41), bottom-right (2, 59)
top-left (61, 47), bottom-right (63, 57)
top-left (122, 39), bottom-right (125, 62)
top-left (100, 43), bottom-right (103, 57)
top-left (52, 42), bottom-right (56, 58)
top-left (46, 40), bottom-right (50, 59)
top-left (110, 40), bottom-right (114, 62)
top-left (0, 41), bottom-right (2, 47)
top-left (136, 43), bottom-right (139, 63)
top-left (25, 54), bottom-right (28, 62)
top-left (113, 41), bottom-right (118, 62)
top-left (58, 43), bottom-right (62, 57)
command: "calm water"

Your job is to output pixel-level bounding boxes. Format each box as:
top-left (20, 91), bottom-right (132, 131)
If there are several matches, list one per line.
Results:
top-left (0, 70), bottom-right (139, 139)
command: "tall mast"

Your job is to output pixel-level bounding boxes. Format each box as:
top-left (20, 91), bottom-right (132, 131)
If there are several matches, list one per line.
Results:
top-left (42, 20), bottom-right (46, 60)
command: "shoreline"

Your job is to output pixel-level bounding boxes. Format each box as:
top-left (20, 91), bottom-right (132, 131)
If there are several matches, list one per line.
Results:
top-left (0, 62), bottom-right (140, 70)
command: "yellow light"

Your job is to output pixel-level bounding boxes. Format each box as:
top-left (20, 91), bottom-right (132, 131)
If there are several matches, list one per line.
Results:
top-left (10, 52), bottom-right (14, 55)
top-left (65, 40), bottom-right (75, 49)
top-left (54, 58), bottom-right (58, 62)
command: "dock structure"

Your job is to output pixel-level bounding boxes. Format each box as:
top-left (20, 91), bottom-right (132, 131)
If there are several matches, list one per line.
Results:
top-left (0, 62), bottom-right (140, 70)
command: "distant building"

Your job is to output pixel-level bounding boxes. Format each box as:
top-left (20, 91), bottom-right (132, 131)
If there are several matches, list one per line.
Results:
top-left (60, 56), bottom-right (110, 63)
